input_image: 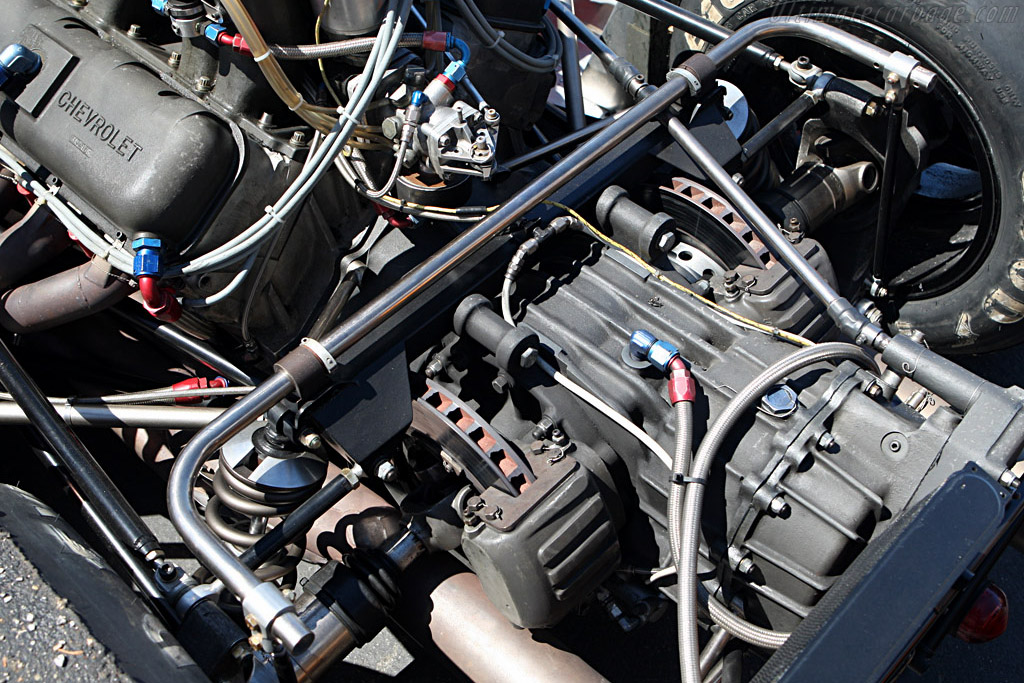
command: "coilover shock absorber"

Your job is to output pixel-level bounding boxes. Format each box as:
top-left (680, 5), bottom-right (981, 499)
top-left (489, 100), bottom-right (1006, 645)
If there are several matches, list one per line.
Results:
top-left (204, 422), bottom-right (326, 582)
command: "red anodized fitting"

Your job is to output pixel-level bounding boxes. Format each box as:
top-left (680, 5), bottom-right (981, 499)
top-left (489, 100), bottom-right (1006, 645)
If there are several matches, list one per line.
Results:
top-left (667, 356), bottom-right (696, 405)
top-left (218, 32), bottom-right (251, 56)
top-left (372, 203), bottom-right (413, 228)
top-left (137, 275), bottom-right (182, 323)
top-left (171, 376), bottom-right (229, 404)
top-left (421, 31), bottom-right (449, 53)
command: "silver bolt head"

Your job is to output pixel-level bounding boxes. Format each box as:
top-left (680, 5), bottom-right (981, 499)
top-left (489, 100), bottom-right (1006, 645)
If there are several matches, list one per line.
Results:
top-left (768, 495), bottom-right (790, 516)
top-left (375, 460), bottom-right (398, 483)
top-left (519, 347), bottom-right (538, 368)
top-left (736, 557), bottom-right (755, 575)
top-left (817, 431), bottom-right (837, 451)
top-left (656, 232), bottom-right (677, 252)
top-left (761, 385), bottom-right (798, 418)
top-left (299, 432), bottom-right (322, 450)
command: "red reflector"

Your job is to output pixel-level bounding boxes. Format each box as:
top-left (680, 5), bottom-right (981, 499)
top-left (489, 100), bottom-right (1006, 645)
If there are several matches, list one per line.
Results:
top-left (955, 583), bottom-right (1009, 644)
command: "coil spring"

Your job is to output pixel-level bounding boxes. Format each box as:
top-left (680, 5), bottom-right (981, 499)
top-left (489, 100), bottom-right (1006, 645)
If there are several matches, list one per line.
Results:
top-left (205, 453), bottom-right (320, 583)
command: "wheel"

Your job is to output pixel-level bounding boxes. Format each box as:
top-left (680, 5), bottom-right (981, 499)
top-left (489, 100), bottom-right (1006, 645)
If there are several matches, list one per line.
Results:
top-left (674, 0), bottom-right (1024, 353)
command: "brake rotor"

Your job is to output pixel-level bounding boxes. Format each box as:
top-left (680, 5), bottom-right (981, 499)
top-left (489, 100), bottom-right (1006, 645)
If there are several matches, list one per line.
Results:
top-left (659, 177), bottom-right (777, 271)
top-left (409, 381), bottom-right (535, 496)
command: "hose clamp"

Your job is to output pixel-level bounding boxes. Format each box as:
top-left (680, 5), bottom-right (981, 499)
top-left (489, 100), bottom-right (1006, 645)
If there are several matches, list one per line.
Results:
top-left (299, 337), bottom-right (337, 372)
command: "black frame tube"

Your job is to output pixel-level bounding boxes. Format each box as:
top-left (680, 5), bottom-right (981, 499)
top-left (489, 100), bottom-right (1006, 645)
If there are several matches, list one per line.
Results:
top-left (506, 116), bottom-right (615, 170)
top-left (0, 336), bottom-right (161, 558)
top-left (614, 0), bottom-right (779, 66)
top-left (870, 100), bottom-right (904, 285)
top-left (741, 91), bottom-right (816, 161)
top-left (239, 472), bottom-right (358, 570)
top-left (560, 30), bottom-right (586, 131)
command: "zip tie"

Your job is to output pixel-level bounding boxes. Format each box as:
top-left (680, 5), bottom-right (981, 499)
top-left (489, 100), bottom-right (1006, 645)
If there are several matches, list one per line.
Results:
top-left (335, 106), bottom-right (363, 129)
top-left (671, 474), bottom-right (707, 487)
top-left (287, 94), bottom-right (306, 112)
top-left (483, 30), bottom-right (505, 50)
top-left (253, 50), bottom-right (272, 63)
top-left (264, 205), bottom-right (287, 226)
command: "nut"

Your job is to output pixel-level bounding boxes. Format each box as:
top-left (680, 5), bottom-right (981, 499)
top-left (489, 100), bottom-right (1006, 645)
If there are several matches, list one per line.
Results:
top-left (817, 431), bottom-right (837, 451)
top-left (768, 495), bottom-right (790, 517)
top-left (375, 460), bottom-right (398, 483)
top-left (424, 358), bottom-right (444, 379)
top-left (299, 431), bottom-right (322, 450)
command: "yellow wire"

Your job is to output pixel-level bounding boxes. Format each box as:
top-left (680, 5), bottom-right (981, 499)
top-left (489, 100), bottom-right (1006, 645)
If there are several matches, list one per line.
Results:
top-left (316, 0), bottom-right (344, 107)
top-left (541, 200), bottom-right (814, 347)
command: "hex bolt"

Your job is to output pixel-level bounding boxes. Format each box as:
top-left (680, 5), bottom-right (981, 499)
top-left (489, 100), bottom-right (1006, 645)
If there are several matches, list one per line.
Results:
top-left (299, 431), bottom-right (322, 450)
top-left (195, 76), bottom-right (214, 92)
top-left (864, 101), bottom-right (879, 117)
top-left (761, 385), bottom-right (798, 418)
top-left (999, 469), bottom-right (1020, 489)
top-left (551, 428), bottom-right (570, 447)
top-left (532, 416), bottom-right (554, 440)
top-left (258, 112), bottom-right (273, 129)
top-left (167, 51), bottom-right (182, 69)
top-left (865, 382), bottom-right (883, 399)
top-left (817, 431), bottom-right (836, 451)
top-left (491, 374), bottom-right (509, 394)
top-left (375, 460), bottom-right (398, 483)
top-left (520, 347), bottom-right (538, 368)
top-left (128, 24), bottom-right (144, 39)
top-left (424, 357), bottom-right (444, 379)
top-left (768, 495), bottom-right (790, 517)
top-left (290, 131), bottom-right (308, 147)
top-left (157, 563), bottom-right (177, 581)
top-left (736, 557), bottom-right (755, 575)
top-left (483, 107), bottom-right (500, 125)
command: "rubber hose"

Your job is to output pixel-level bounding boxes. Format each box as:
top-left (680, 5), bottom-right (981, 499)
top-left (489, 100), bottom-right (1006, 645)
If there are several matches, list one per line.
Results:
top-left (676, 343), bottom-right (877, 682)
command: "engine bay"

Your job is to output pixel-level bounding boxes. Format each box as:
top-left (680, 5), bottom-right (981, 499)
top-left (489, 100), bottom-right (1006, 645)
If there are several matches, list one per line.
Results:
top-left (0, 1), bottom-right (1023, 681)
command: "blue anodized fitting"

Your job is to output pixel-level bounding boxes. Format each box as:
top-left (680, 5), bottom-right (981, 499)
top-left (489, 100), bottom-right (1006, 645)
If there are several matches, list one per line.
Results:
top-left (443, 60), bottom-right (467, 84)
top-left (629, 329), bottom-right (680, 372)
top-left (151, 0), bottom-right (168, 14)
top-left (204, 22), bottom-right (227, 44)
top-left (132, 237), bottom-right (163, 278)
top-left (0, 44), bottom-right (42, 90)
